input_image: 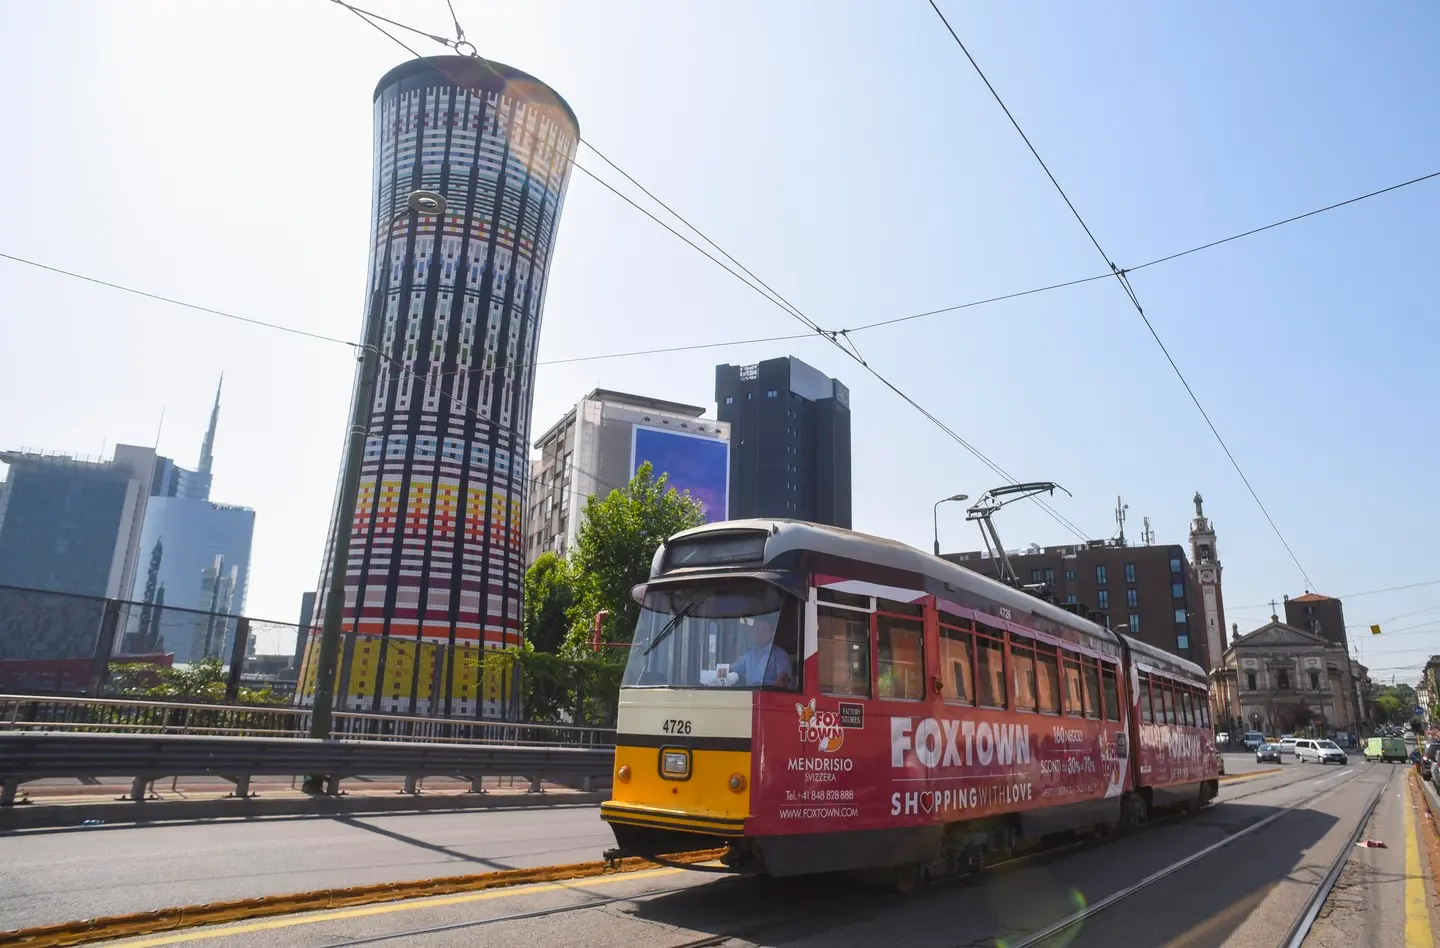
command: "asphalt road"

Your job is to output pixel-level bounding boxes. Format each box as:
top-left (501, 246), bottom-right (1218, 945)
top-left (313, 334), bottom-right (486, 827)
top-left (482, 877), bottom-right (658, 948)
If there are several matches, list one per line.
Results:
top-left (0, 803), bottom-right (616, 931)
top-left (70, 756), bottom-right (1437, 948)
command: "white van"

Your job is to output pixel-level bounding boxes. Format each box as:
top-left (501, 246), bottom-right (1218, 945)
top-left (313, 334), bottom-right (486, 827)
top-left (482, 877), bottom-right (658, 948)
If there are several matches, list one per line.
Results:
top-left (1279, 736), bottom-right (1298, 755)
top-left (1295, 738), bottom-right (1348, 765)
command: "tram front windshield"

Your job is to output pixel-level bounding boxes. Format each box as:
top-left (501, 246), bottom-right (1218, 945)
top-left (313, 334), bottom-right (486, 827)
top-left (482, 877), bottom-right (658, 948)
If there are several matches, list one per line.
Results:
top-left (623, 580), bottom-right (800, 690)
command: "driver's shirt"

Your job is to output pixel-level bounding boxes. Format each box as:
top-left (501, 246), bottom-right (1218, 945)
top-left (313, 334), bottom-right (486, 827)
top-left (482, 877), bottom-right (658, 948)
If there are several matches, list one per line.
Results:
top-left (732, 644), bottom-right (793, 687)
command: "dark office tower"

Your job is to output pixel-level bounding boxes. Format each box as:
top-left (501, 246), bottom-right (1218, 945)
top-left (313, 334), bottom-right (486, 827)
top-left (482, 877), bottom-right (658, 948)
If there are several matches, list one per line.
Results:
top-left (715, 356), bottom-right (851, 528)
top-left (303, 56), bottom-right (578, 717)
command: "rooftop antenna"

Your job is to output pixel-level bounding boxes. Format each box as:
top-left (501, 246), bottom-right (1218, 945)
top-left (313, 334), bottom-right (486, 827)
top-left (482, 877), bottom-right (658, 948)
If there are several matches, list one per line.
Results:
top-left (1114, 495), bottom-right (1128, 546)
top-left (965, 481), bottom-right (1072, 587)
top-left (198, 374), bottom-right (223, 475)
top-left (1141, 515), bottom-right (1155, 546)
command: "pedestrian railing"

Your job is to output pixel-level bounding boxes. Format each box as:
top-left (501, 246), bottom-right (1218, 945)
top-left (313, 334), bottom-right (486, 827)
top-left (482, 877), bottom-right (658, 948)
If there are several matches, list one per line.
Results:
top-left (0, 694), bottom-right (615, 749)
top-left (0, 731), bottom-right (615, 806)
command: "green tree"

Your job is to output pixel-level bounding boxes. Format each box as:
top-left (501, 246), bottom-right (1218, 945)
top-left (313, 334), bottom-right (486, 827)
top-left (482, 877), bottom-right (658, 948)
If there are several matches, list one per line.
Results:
top-left (480, 648), bottom-right (624, 726)
top-left (564, 461), bottom-right (706, 653)
top-left (1376, 693), bottom-right (1406, 724)
top-left (523, 551), bottom-right (577, 654)
top-left (108, 657), bottom-right (285, 705)
top-left (1376, 682), bottom-right (1418, 708)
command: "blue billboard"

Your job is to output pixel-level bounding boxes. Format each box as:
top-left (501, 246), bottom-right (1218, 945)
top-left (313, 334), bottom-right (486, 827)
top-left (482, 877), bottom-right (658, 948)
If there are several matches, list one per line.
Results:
top-left (631, 426), bottom-right (729, 523)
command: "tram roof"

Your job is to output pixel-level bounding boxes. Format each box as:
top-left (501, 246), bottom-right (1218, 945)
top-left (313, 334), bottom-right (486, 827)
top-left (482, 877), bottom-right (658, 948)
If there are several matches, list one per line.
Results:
top-left (666, 518), bottom-right (1208, 682)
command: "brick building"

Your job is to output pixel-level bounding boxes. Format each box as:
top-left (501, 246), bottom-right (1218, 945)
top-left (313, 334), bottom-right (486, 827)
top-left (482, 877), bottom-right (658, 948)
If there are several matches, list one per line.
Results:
top-left (943, 539), bottom-right (1210, 668)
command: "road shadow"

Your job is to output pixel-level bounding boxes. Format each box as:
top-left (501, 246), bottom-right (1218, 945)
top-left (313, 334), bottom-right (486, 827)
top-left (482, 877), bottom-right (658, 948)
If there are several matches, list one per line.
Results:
top-left (605, 800), bottom-right (1348, 947)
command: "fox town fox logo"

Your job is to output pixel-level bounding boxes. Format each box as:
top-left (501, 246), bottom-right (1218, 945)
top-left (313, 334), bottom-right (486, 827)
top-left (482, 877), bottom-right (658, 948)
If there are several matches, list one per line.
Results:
top-left (796, 698), bottom-right (847, 753)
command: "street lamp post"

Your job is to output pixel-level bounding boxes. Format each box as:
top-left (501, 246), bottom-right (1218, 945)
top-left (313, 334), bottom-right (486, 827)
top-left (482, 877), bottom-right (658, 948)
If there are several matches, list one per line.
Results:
top-left (932, 493), bottom-right (970, 556)
top-left (306, 190), bottom-right (448, 752)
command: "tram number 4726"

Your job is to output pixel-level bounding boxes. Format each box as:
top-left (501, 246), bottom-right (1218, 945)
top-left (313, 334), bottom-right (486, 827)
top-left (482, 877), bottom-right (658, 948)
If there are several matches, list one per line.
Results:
top-left (661, 719), bottom-right (693, 735)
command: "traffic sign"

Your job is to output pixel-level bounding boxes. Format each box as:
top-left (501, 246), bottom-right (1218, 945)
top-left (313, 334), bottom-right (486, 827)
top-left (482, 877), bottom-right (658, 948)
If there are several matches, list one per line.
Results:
top-left (1414, 706), bottom-right (1425, 717)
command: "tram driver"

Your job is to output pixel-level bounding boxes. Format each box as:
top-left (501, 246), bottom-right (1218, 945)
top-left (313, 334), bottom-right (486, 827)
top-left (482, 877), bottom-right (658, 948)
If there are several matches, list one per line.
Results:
top-left (731, 614), bottom-right (794, 688)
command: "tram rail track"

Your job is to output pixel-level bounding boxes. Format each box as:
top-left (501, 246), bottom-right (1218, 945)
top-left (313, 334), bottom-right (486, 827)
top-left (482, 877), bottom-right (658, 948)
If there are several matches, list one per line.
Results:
top-left (299, 775), bottom-right (1277, 948)
top-left (1002, 764), bottom-right (1388, 948)
top-left (16, 765), bottom-right (1338, 947)
top-left (1280, 767), bottom-right (1391, 947)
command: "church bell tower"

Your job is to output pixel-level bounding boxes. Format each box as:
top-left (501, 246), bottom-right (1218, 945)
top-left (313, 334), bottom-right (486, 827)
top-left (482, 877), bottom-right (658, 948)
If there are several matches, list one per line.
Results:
top-left (1189, 492), bottom-right (1227, 671)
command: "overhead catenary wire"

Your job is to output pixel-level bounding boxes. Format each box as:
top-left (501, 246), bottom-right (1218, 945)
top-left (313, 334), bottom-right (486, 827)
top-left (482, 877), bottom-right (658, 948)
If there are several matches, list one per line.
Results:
top-left (924, 0), bottom-right (1318, 590)
top-left (0, 251), bottom-right (357, 348)
top-left (1228, 579), bottom-right (1440, 611)
top-left (0, 249), bottom-right (832, 368)
top-left (331, 1), bottom-right (1093, 543)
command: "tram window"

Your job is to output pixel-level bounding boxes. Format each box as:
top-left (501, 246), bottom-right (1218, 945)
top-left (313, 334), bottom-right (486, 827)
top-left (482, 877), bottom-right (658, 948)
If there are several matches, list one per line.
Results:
top-left (1011, 639), bottom-right (1038, 712)
top-left (1081, 660), bottom-right (1102, 720)
top-left (1062, 657), bottom-right (1085, 716)
top-left (1181, 689), bottom-right (1196, 727)
top-left (1139, 675), bottom-right (1154, 724)
top-left (1160, 684), bottom-right (1176, 725)
top-left (877, 597), bottom-right (924, 618)
top-left (1035, 645), bottom-right (1061, 715)
top-left (817, 606), bottom-right (870, 698)
top-left (818, 587), bottom-right (870, 609)
top-left (877, 615), bottom-right (925, 700)
top-left (1200, 695), bottom-right (1211, 728)
top-left (938, 608), bottom-right (972, 631)
top-left (939, 624), bottom-right (975, 706)
top-left (976, 629), bottom-right (1007, 709)
top-left (1101, 664), bottom-right (1120, 722)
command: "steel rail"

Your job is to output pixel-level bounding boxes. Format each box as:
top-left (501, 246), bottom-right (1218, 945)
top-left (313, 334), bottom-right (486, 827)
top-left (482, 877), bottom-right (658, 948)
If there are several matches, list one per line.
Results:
top-left (1002, 766), bottom-right (1373, 948)
top-left (313, 878), bottom-right (745, 948)
top-left (1281, 768), bottom-right (1391, 947)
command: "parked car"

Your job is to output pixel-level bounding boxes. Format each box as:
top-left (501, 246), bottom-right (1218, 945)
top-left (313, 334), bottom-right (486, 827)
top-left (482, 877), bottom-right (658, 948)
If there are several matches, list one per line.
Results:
top-left (1422, 742), bottom-right (1440, 781)
top-left (1295, 738), bottom-right (1348, 765)
top-left (1256, 743), bottom-right (1283, 764)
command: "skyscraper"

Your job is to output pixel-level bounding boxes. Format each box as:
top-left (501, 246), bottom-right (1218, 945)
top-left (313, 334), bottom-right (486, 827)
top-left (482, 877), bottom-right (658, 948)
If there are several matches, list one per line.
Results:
top-left (303, 56), bottom-right (579, 716)
top-left (715, 356), bottom-right (851, 528)
top-left (126, 377), bottom-right (255, 662)
top-left (0, 444), bottom-right (156, 600)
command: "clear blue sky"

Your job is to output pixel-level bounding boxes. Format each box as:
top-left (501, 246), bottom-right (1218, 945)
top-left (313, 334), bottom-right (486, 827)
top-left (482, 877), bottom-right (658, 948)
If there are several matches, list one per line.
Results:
top-left (0, 2), bottom-right (1436, 679)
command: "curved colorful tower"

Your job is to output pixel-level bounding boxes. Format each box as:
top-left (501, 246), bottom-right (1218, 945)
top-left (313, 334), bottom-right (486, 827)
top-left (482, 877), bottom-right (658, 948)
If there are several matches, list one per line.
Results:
top-left (302, 56), bottom-right (578, 717)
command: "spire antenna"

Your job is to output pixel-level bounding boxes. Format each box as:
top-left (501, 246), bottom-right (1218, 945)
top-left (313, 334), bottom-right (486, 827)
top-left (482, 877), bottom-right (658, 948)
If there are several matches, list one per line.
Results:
top-left (198, 374), bottom-right (222, 475)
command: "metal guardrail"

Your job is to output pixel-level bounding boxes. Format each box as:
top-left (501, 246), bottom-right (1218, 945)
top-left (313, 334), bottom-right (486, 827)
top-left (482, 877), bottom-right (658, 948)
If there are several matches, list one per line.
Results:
top-left (0, 732), bottom-right (616, 806)
top-left (0, 694), bottom-right (615, 748)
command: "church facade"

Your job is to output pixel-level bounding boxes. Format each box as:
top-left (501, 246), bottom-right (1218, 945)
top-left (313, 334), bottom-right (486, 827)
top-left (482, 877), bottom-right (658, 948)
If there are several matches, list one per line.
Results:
top-left (1211, 615), bottom-right (1366, 737)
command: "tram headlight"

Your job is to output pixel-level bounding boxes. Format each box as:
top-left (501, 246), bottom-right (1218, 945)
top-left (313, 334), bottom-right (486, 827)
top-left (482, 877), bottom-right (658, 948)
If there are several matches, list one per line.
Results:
top-left (661, 750), bottom-right (690, 778)
top-left (617, 765), bottom-right (631, 782)
top-left (728, 773), bottom-right (746, 793)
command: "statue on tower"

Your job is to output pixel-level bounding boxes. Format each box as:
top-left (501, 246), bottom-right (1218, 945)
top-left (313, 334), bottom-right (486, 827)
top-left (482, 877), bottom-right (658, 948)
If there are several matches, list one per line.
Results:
top-left (1193, 491), bottom-right (1204, 518)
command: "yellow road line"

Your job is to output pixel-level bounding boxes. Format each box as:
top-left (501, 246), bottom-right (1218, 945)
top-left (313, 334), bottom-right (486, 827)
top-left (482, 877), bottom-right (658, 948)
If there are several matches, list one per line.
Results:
top-left (107, 867), bottom-right (688, 948)
top-left (4, 850), bottom-right (725, 948)
top-left (1219, 767), bottom-right (1281, 782)
top-left (1404, 778), bottom-right (1435, 946)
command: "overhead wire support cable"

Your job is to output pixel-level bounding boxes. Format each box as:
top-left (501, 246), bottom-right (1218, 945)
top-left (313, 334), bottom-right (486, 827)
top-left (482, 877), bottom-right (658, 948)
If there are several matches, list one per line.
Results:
top-left (924, 0), bottom-right (1315, 589)
top-left (0, 251), bottom-right (357, 348)
top-left (329, 1), bottom-right (1094, 543)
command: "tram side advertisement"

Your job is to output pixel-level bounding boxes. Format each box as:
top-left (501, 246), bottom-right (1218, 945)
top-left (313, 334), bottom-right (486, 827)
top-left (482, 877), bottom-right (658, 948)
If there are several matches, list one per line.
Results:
top-left (750, 693), bottom-right (1131, 834)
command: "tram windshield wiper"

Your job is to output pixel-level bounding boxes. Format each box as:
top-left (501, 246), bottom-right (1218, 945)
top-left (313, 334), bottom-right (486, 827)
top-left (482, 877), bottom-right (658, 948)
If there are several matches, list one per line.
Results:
top-left (641, 602), bottom-right (696, 657)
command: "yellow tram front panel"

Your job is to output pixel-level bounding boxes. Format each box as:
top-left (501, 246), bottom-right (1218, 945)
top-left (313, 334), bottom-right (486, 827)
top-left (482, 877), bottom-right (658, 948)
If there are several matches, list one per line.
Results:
top-left (602, 689), bottom-right (753, 837)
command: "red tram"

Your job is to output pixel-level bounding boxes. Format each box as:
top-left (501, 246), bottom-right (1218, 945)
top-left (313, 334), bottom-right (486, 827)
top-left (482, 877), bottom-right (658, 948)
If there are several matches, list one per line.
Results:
top-left (600, 520), bottom-right (1218, 880)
